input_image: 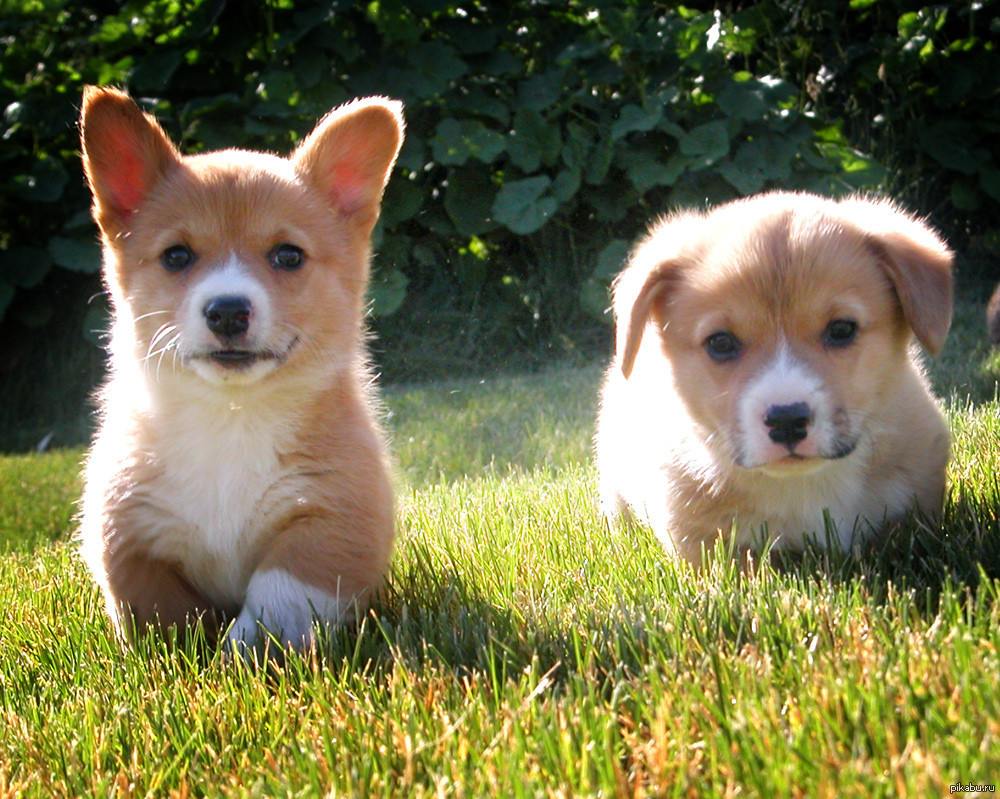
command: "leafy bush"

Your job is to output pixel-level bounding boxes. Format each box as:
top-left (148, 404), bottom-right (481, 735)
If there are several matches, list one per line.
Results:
top-left (736, 0), bottom-right (1000, 257)
top-left (1, 0), bottom-right (997, 448)
top-left (0, 1), bottom-right (875, 328)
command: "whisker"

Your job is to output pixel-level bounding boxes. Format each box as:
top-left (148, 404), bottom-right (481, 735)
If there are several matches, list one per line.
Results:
top-left (142, 326), bottom-right (177, 365)
top-left (147, 324), bottom-right (177, 354)
top-left (133, 309), bottom-right (173, 324)
top-left (140, 322), bottom-right (183, 382)
top-left (155, 332), bottom-right (183, 382)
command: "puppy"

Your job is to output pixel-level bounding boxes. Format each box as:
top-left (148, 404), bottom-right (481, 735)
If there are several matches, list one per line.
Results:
top-left (78, 87), bottom-right (402, 653)
top-left (595, 192), bottom-right (953, 567)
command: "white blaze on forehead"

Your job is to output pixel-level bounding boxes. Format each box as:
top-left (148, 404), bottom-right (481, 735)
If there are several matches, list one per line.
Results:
top-left (737, 342), bottom-right (834, 466)
top-left (744, 343), bottom-right (824, 410)
top-left (185, 253), bottom-right (273, 339)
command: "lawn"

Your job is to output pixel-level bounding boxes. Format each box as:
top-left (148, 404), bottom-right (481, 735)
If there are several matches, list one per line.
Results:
top-left (2, 288), bottom-right (1000, 797)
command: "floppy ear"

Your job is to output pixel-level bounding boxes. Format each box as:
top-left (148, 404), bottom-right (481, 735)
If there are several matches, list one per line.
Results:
top-left (839, 197), bottom-right (954, 355)
top-left (80, 86), bottom-right (180, 238)
top-left (292, 97), bottom-right (404, 234)
top-left (614, 257), bottom-right (685, 379)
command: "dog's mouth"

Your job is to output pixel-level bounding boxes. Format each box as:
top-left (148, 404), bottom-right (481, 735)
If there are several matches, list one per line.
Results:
top-left (208, 349), bottom-right (275, 369)
top-left (194, 337), bottom-right (299, 371)
top-left (748, 438), bottom-right (859, 475)
top-left (754, 453), bottom-right (829, 478)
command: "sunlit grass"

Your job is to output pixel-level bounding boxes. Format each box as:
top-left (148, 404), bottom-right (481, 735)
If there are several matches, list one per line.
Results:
top-left (2, 294), bottom-right (1000, 796)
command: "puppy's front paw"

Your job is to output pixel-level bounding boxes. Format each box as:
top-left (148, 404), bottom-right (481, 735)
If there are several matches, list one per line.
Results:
top-left (224, 568), bottom-right (347, 656)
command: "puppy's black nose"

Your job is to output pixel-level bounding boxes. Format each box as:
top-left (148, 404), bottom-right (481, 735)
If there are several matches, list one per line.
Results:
top-left (204, 295), bottom-right (251, 339)
top-left (764, 402), bottom-right (811, 448)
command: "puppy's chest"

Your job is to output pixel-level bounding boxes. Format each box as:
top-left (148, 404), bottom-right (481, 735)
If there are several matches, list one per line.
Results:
top-left (146, 412), bottom-right (302, 600)
top-left (727, 466), bottom-right (867, 548)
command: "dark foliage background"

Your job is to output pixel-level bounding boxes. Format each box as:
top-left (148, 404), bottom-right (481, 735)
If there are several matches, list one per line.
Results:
top-left (1, 0), bottom-right (998, 450)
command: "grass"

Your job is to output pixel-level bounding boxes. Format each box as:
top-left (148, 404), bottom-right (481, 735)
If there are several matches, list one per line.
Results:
top-left (3, 288), bottom-right (1000, 796)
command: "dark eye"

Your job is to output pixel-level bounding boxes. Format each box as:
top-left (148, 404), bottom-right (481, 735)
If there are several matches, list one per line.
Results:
top-left (269, 243), bottom-right (305, 271)
top-left (823, 319), bottom-right (858, 348)
top-left (161, 244), bottom-right (195, 272)
top-left (704, 331), bottom-right (742, 363)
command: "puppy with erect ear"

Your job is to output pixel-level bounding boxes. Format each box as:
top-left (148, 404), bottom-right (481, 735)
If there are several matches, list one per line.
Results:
top-left (595, 191), bottom-right (954, 567)
top-left (78, 86), bottom-right (403, 656)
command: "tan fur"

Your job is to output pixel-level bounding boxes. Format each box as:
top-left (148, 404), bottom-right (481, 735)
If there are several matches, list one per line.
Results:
top-left (595, 192), bottom-right (954, 567)
top-left (78, 87), bottom-right (401, 649)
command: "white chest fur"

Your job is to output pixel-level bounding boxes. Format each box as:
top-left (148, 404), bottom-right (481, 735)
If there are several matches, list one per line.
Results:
top-left (143, 393), bottom-right (297, 607)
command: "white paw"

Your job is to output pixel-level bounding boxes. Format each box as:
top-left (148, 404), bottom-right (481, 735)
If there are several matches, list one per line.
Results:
top-left (225, 568), bottom-right (347, 655)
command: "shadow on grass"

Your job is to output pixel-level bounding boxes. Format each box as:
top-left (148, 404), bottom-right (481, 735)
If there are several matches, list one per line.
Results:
top-left (84, 487), bottom-right (1000, 690)
top-left (766, 484), bottom-right (1000, 616)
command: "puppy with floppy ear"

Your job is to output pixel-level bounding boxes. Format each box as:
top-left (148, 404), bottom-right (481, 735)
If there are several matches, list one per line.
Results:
top-left (79, 87), bottom-right (402, 654)
top-left (595, 192), bottom-right (953, 567)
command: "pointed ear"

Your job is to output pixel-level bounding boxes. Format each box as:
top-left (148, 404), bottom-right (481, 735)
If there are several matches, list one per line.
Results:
top-left (80, 86), bottom-right (180, 237)
top-left (839, 197), bottom-right (954, 355)
top-left (614, 258), bottom-right (684, 379)
top-left (292, 97), bottom-right (404, 232)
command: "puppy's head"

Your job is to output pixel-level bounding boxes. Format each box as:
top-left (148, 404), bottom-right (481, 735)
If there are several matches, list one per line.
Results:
top-left (614, 192), bottom-right (953, 475)
top-left (81, 87), bottom-right (403, 388)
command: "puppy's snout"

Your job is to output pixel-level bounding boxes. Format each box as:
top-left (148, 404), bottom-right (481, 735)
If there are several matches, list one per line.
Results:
top-left (764, 402), bottom-right (811, 448)
top-left (204, 295), bottom-right (251, 339)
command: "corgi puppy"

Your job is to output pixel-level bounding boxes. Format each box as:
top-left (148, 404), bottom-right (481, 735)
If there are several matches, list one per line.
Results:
top-left (595, 192), bottom-right (954, 567)
top-left (79, 87), bottom-right (402, 653)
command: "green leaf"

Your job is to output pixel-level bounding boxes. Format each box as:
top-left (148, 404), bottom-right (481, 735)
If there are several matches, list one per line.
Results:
top-left (0, 246), bottom-right (54, 288)
top-left (10, 294), bottom-right (52, 328)
top-left (679, 121), bottom-right (730, 167)
top-left (718, 136), bottom-right (793, 194)
top-left (493, 177), bottom-right (557, 235)
top-left (517, 71), bottom-right (565, 112)
top-left (584, 183), bottom-right (635, 223)
top-left (450, 89), bottom-right (510, 124)
top-left (12, 158), bottom-right (68, 203)
top-left (918, 121), bottom-right (986, 174)
top-left (610, 103), bottom-right (664, 140)
top-left (552, 168), bottom-right (581, 203)
top-left (440, 20), bottom-right (498, 55)
top-left (979, 165), bottom-right (1000, 202)
top-left (581, 239), bottom-right (631, 316)
top-left (0, 281), bottom-right (14, 318)
top-left (396, 139), bottom-right (429, 174)
top-left (444, 168), bottom-right (498, 237)
top-left (579, 278), bottom-right (612, 321)
top-left (130, 49), bottom-right (184, 93)
top-left (717, 80), bottom-right (768, 121)
top-left (562, 123), bottom-right (591, 171)
top-left (508, 108), bottom-right (561, 172)
top-left (617, 150), bottom-right (687, 193)
top-left (898, 12), bottom-right (921, 39)
top-left (950, 178), bottom-right (981, 212)
top-left (48, 237), bottom-right (102, 274)
top-left (292, 49), bottom-right (331, 91)
top-left (480, 50), bottom-right (522, 78)
top-left (584, 135), bottom-right (614, 185)
top-left (409, 40), bottom-right (468, 95)
top-left (369, 268), bottom-right (408, 317)
top-left (381, 177), bottom-right (425, 227)
top-left (592, 240), bottom-right (631, 283)
top-left (257, 69), bottom-right (298, 103)
top-left (431, 118), bottom-right (506, 166)
top-left (716, 76), bottom-right (793, 121)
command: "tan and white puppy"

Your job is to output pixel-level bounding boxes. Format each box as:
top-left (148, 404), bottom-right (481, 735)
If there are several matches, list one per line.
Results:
top-left (79, 87), bottom-right (402, 653)
top-left (596, 192), bottom-right (953, 567)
